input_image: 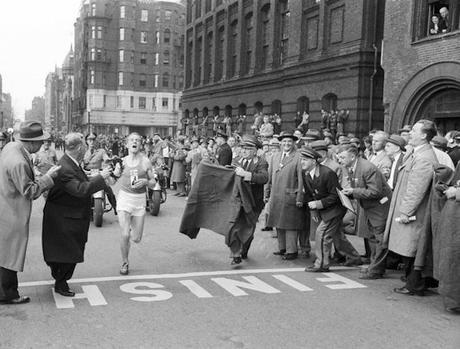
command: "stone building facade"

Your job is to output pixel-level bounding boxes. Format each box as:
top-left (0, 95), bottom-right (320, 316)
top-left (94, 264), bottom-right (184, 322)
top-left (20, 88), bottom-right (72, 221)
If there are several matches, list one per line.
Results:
top-left (73, 0), bottom-right (186, 137)
top-left (182, 0), bottom-right (385, 136)
top-left (382, 0), bottom-right (460, 134)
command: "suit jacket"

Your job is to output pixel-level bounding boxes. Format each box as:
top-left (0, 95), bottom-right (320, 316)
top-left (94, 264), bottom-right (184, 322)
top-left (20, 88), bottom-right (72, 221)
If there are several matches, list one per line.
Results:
top-left (42, 153), bottom-right (106, 263)
top-left (303, 164), bottom-right (346, 222)
top-left (369, 150), bottom-right (392, 179)
top-left (216, 143), bottom-right (233, 166)
top-left (235, 155), bottom-right (269, 214)
top-left (0, 142), bottom-right (54, 272)
top-left (350, 157), bottom-right (392, 227)
top-left (266, 149), bottom-right (306, 230)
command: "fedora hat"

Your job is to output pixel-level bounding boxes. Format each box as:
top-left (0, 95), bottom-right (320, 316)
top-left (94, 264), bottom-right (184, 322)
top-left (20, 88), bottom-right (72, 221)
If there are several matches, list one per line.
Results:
top-left (386, 134), bottom-right (406, 151)
top-left (278, 130), bottom-right (298, 141)
top-left (216, 130), bottom-right (228, 139)
top-left (302, 129), bottom-right (321, 141)
top-left (310, 140), bottom-right (328, 152)
top-left (431, 135), bottom-right (448, 151)
top-left (300, 147), bottom-right (321, 160)
top-left (15, 121), bottom-right (49, 141)
top-left (241, 135), bottom-right (262, 149)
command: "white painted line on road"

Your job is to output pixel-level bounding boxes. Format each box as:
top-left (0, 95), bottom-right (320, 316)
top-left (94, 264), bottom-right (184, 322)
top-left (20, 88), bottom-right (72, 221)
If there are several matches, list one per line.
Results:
top-left (179, 280), bottom-right (213, 298)
top-left (272, 274), bottom-right (313, 291)
top-left (19, 267), bottom-right (356, 288)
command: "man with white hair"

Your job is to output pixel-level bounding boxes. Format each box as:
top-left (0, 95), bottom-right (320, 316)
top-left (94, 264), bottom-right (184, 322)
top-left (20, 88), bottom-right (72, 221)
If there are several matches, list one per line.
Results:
top-left (42, 133), bottom-right (111, 297)
top-left (439, 7), bottom-right (450, 33)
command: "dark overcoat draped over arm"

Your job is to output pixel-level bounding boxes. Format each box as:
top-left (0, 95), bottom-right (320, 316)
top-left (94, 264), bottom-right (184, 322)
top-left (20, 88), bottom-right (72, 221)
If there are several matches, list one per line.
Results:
top-left (42, 154), bottom-right (106, 263)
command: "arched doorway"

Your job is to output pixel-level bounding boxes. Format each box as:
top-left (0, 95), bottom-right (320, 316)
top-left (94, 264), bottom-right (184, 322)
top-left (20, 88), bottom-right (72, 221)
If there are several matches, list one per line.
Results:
top-left (297, 96), bottom-right (309, 113)
top-left (254, 101), bottom-right (263, 114)
top-left (271, 100), bottom-right (282, 116)
top-left (321, 93), bottom-right (337, 112)
top-left (238, 103), bottom-right (247, 115)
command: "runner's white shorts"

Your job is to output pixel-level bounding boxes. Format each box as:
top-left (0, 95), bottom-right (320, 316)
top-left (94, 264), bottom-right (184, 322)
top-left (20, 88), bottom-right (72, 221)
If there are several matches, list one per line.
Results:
top-left (117, 190), bottom-right (145, 216)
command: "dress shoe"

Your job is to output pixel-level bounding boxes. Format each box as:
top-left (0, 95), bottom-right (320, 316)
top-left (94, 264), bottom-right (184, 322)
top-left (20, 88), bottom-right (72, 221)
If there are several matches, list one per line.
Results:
top-left (241, 252), bottom-right (248, 260)
top-left (231, 257), bottom-right (242, 265)
top-left (54, 289), bottom-right (75, 297)
top-left (282, 253), bottom-right (298, 260)
top-left (393, 287), bottom-right (424, 296)
top-left (343, 257), bottom-right (363, 267)
top-left (273, 249), bottom-right (286, 256)
top-left (177, 193), bottom-right (187, 197)
top-left (0, 296), bottom-right (30, 305)
top-left (300, 251), bottom-right (310, 259)
top-left (305, 266), bottom-right (330, 273)
top-left (400, 275), bottom-right (407, 282)
top-left (173, 192), bottom-right (181, 196)
top-left (359, 272), bottom-right (383, 280)
top-left (261, 227), bottom-right (273, 231)
top-left (446, 307), bottom-right (460, 315)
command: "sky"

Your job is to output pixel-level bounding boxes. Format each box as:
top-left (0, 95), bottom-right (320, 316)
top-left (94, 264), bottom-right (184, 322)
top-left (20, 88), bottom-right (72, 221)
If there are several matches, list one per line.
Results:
top-left (0, 0), bottom-right (82, 119)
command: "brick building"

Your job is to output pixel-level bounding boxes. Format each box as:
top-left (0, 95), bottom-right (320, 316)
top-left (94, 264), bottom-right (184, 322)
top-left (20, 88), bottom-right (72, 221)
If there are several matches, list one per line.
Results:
top-left (25, 96), bottom-right (46, 124)
top-left (0, 74), bottom-right (14, 130)
top-left (182, 0), bottom-right (385, 136)
top-left (44, 69), bottom-right (65, 132)
top-left (382, 0), bottom-right (460, 134)
top-left (73, 0), bottom-right (186, 137)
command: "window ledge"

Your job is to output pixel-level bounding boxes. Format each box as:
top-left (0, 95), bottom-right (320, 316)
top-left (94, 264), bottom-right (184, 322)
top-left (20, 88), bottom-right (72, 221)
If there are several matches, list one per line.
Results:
top-left (412, 30), bottom-right (460, 46)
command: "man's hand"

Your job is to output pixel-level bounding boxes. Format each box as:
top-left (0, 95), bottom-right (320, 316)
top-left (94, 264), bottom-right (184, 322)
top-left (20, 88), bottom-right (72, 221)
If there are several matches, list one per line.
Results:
top-left (100, 168), bottom-right (112, 180)
top-left (397, 213), bottom-right (410, 224)
top-left (46, 165), bottom-right (61, 179)
top-left (444, 187), bottom-right (457, 199)
top-left (296, 201), bottom-right (303, 208)
top-left (342, 188), bottom-right (353, 196)
top-left (307, 201), bottom-right (317, 210)
top-left (235, 167), bottom-right (247, 178)
top-left (132, 178), bottom-right (148, 189)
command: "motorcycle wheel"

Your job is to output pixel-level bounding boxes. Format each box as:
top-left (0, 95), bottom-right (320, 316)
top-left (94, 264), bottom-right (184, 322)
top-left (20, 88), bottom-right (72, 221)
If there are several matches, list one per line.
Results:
top-left (149, 191), bottom-right (161, 216)
top-left (94, 198), bottom-right (104, 227)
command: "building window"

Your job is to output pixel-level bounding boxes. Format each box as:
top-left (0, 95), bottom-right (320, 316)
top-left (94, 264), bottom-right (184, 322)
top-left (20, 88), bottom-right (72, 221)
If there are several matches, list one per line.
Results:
top-left (118, 72), bottom-right (124, 86)
top-left (228, 20), bottom-right (238, 78)
top-left (89, 95), bottom-right (93, 107)
top-left (195, 36), bottom-right (203, 85)
top-left (116, 96), bottom-right (121, 108)
top-left (103, 95), bottom-right (107, 108)
top-left (119, 49), bottom-right (124, 62)
top-left (97, 26), bottom-right (103, 39)
top-left (195, 0), bottom-right (202, 19)
top-left (154, 74), bottom-right (159, 88)
top-left (140, 52), bottom-right (147, 64)
top-left (279, 1), bottom-right (290, 65)
top-left (215, 26), bottom-right (225, 81)
top-left (162, 73), bottom-right (169, 87)
top-left (413, 1), bottom-right (459, 40)
top-left (165, 10), bottom-right (172, 21)
top-left (91, 26), bottom-right (96, 39)
top-left (130, 51), bottom-right (134, 63)
top-left (156, 9), bottom-right (161, 22)
top-left (155, 31), bottom-right (160, 44)
top-left (130, 96), bottom-right (134, 108)
top-left (141, 9), bottom-right (148, 22)
top-left (179, 76), bottom-right (184, 89)
top-left (96, 49), bottom-right (102, 60)
top-left (259, 5), bottom-right (270, 70)
top-left (90, 48), bottom-right (96, 60)
top-left (140, 31), bottom-right (147, 43)
top-left (164, 29), bottom-right (171, 44)
top-left (91, 3), bottom-right (96, 16)
top-left (162, 98), bottom-right (169, 108)
top-left (120, 28), bottom-right (125, 41)
top-left (242, 13), bottom-right (253, 75)
top-left (139, 74), bottom-right (146, 87)
top-left (152, 98), bottom-right (156, 111)
top-left (163, 50), bottom-right (170, 65)
top-left (139, 97), bottom-right (146, 109)
top-left (90, 70), bottom-right (95, 84)
top-left (154, 52), bottom-right (159, 65)
top-left (205, 0), bottom-right (212, 13)
top-left (120, 5), bottom-right (125, 19)
top-left (204, 32), bottom-right (213, 83)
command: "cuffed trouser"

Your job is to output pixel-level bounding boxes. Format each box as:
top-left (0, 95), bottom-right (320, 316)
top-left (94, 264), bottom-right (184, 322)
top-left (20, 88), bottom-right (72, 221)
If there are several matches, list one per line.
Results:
top-left (277, 229), bottom-right (298, 254)
top-left (0, 267), bottom-right (19, 301)
top-left (229, 210), bottom-right (262, 258)
top-left (331, 230), bottom-right (361, 261)
top-left (313, 215), bottom-right (344, 269)
top-left (47, 262), bottom-right (76, 291)
top-left (366, 222), bottom-right (387, 276)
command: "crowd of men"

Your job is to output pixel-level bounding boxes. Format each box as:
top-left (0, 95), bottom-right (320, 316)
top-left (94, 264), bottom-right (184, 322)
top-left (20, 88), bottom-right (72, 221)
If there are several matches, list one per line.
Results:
top-left (1, 117), bottom-right (459, 315)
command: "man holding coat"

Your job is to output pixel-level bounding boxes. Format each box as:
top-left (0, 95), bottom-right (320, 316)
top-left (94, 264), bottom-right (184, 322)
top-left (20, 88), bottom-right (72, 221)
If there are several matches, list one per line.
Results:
top-left (0, 121), bottom-right (60, 305)
top-left (42, 133), bottom-right (111, 297)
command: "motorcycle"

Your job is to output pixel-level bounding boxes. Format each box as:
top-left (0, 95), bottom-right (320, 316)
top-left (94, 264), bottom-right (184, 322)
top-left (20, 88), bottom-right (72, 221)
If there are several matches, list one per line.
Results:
top-left (90, 169), bottom-right (115, 227)
top-left (146, 166), bottom-right (168, 216)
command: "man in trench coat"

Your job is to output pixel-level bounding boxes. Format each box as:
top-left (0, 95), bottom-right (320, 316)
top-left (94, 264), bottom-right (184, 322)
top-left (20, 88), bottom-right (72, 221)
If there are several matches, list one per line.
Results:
top-left (42, 133), bottom-right (110, 297)
top-left (0, 121), bottom-right (60, 304)
top-left (385, 120), bottom-right (438, 296)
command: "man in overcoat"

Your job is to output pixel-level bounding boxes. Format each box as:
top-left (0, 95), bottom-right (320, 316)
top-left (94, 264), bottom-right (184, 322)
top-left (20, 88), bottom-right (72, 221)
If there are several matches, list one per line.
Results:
top-left (215, 131), bottom-right (233, 166)
top-left (338, 144), bottom-right (392, 279)
top-left (266, 131), bottom-right (306, 260)
top-left (230, 135), bottom-right (268, 264)
top-left (0, 121), bottom-right (60, 304)
top-left (42, 133), bottom-right (110, 297)
top-left (384, 120), bottom-right (438, 295)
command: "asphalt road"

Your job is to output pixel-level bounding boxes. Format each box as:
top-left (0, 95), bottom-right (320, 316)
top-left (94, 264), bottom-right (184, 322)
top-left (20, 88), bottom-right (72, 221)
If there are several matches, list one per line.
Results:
top-left (1, 189), bottom-right (459, 349)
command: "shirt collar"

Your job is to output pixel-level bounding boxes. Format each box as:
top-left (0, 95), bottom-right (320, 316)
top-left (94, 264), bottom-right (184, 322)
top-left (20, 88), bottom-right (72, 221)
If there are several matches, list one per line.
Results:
top-left (413, 143), bottom-right (426, 153)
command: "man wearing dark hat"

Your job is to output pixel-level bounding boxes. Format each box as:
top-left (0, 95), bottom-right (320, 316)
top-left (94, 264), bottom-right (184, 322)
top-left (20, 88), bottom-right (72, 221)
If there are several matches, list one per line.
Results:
top-left (301, 148), bottom-right (353, 272)
top-left (215, 131), bottom-right (232, 166)
top-left (229, 135), bottom-right (268, 264)
top-left (385, 134), bottom-right (406, 190)
top-left (0, 121), bottom-right (61, 304)
top-left (266, 131), bottom-right (306, 260)
top-left (447, 131), bottom-right (460, 167)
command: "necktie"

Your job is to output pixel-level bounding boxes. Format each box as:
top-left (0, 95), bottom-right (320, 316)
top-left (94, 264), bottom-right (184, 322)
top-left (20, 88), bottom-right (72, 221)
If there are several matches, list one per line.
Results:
top-left (242, 159), bottom-right (248, 170)
top-left (348, 168), bottom-right (355, 188)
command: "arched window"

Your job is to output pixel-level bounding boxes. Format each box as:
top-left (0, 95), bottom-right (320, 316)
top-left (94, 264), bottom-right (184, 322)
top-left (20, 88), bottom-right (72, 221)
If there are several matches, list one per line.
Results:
top-left (321, 93), bottom-right (338, 112)
top-left (184, 109), bottom-right (190, 118)
top-left (271, 100), bottom-right (282, 115)
top-left (193, 108), bottom-right (199, 117)
top-left (238, 103), bottom-right (247, 115)
top-left (254, 101), bottom-right (264, 114)
top-left (203, 107), bottom-right (209, 117)
top-left (297, 96), bottom-right (309, 113)
top-left (213, 106), bottom-right (220, 116)
top-left (225, 105), bottom-right (233, 117)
